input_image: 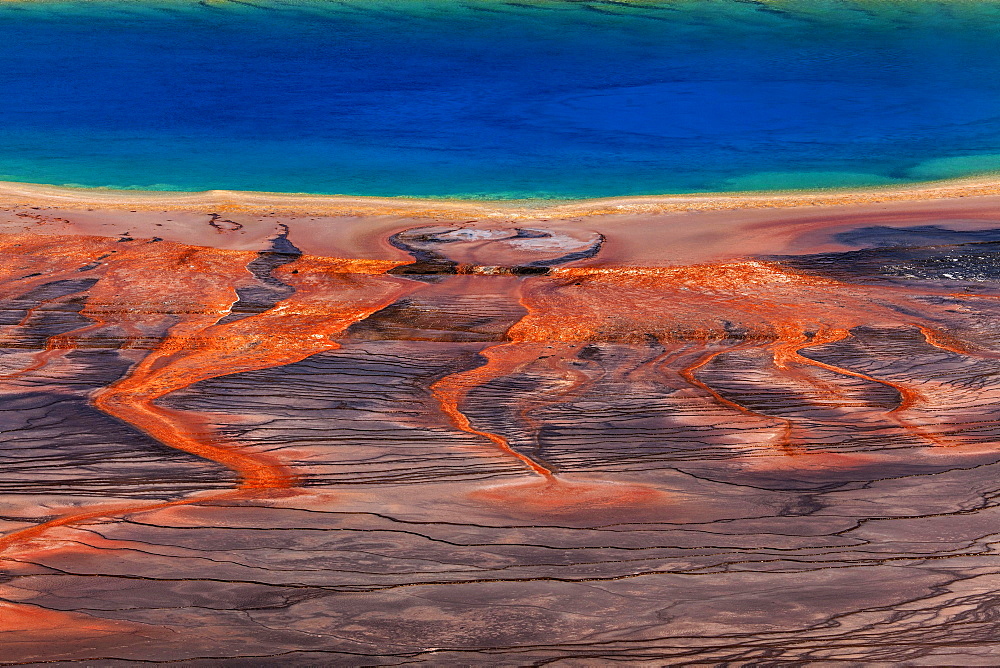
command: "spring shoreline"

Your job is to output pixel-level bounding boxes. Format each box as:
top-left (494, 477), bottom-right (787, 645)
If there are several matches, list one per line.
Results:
top-left (3, 174), bottom-right (1000, 220)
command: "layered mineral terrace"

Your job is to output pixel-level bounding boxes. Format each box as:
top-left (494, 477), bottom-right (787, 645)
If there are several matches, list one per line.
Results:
top-left (4, 195), bottom-right (1000, 663)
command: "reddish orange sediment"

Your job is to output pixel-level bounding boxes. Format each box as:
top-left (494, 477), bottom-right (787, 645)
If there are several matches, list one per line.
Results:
top-left (770, 323), bottom-right (957, 449)
top-left (442, 261), bottom-right (976, 466)
top-left (431, 262), bottom-right (882, 491)
top-left (0, 232), bottom-right (987, 544)
top-left (0, 235), bottom-right (416, 556)
top-left (431, 342), bottom-right (555, 478)
top-left (93, 254), bottom-right (417, 490)
top-left (0, 234), bottom-right (122, 299)
top-left (468, 476), bottom-right (669, 516)
top-left (680, 344), bottom-right (798, 454)
top-left (0, 594), bottom-right (163, 654)
top-left (0, 235), bottom-right (128, 377)
top-left (0, 490), bottom-right (248, 555)
top-left (914, 323), bottom-right (972, 355)
top-left (771, 325), bottom-right (921, 412)
top-left (430, 339), bottom-right (699, 502)
top-left (766, 328), bottom-right (846, 404)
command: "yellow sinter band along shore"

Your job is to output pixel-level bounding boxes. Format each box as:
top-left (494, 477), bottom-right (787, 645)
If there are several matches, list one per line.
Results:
top-left (3, 175), bottom-right (1000, 219)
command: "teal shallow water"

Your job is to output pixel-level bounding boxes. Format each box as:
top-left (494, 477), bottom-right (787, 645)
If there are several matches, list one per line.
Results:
top-left (1, 0), bottom-right (1000, 199)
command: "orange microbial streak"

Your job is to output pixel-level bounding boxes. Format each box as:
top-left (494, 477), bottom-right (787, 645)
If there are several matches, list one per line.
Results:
top-left (93, 254), bottom-right (415, 490)
top-left (915, 323), bottom-right (971, 355)
top-left (679, 344), bottom-right (797, 453)
top-left (430, 283), bottom-right (673, 509)
top-left (0, 234), bottom-right (416, 556)
top-left (0, 234), bottom-right (119, 299)
top-left (0, 593), bottom-right (156, 656)
top-left (433, 260), bottom-right (973, 480)
top-left (431, 341), bottom-right (670, 510)
top-left (432, 342), bottom-right (556, 477)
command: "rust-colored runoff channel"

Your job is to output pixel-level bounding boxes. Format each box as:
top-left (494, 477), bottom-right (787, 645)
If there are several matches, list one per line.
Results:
top-left (0, 233), bottom-right (415, 556)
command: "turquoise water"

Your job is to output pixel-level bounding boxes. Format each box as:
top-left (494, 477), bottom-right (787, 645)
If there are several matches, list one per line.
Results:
top-left (1, 0), bottom-right (1000, 199)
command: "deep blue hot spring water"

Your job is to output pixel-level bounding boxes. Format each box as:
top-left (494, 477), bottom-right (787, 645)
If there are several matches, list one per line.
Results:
top-left (1, 0), bottom-right (999, 200)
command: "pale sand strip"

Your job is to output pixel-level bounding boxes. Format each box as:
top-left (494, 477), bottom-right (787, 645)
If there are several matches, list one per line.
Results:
top-left (4, 178), bottom-right (1000, 267)
top-left (2, 175), bottom-right (1000, 220)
